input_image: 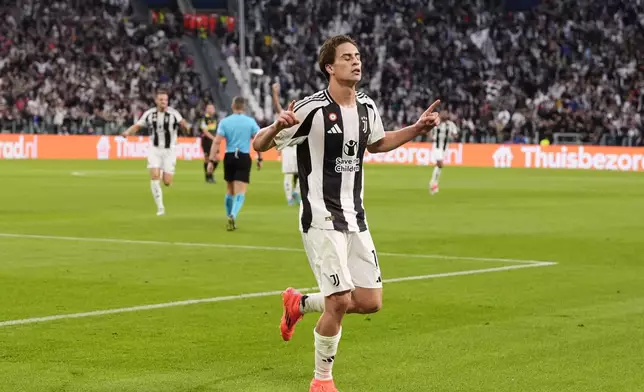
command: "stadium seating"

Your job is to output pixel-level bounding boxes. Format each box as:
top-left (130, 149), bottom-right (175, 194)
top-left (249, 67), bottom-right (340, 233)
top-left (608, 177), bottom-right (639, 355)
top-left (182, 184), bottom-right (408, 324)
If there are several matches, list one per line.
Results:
top-left (0, 0), bottom-right (209, 135)
top-left (1, 0), bottom-right (642, 146)
top-left (234, 0), bottom-right (643, 146)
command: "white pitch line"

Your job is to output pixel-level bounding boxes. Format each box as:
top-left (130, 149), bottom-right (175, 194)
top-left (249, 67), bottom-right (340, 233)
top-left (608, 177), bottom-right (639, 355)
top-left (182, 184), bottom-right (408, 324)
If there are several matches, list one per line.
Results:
top-left (0, 233), bottom-right (550, 264)
top-left (0, 262), bottom-right (555, 328)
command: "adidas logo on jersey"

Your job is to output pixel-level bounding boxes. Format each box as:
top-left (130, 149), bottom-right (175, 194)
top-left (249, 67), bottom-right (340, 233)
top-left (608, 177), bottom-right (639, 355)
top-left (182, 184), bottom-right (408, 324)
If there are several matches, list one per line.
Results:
top-left (327, 124), bottom-right (343, 134)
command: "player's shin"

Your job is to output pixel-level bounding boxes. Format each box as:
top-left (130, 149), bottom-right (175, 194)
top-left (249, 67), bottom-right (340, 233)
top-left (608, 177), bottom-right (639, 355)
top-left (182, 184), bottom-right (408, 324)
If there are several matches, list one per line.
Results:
top-left (431, 166), bottom-right (442, 185)
top-left (231, 194), bottom-right (246, 219)
top-left (313, 327), bottom-right (341, 381)
top-left (150, 180), bottom-right (165, 215)
top-left (225, 194), bottom-right (234, 216)
top-left (150, 179), bottom-right (164, 211)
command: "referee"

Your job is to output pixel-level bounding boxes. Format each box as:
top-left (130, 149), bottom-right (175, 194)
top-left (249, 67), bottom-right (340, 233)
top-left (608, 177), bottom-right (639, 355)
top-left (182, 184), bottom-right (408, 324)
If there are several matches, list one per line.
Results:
top-left (208, 97), bottom-right (262, 231)
top-left (200, 104), bottom-right (218, 183)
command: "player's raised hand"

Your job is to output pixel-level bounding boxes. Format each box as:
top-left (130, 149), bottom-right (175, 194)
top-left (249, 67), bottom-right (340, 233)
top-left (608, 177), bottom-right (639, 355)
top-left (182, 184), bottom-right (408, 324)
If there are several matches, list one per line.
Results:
top-left (272, 83), bottom-right (280, 95)
top-left (415, 99), bottom-right (441, 133)
top-left (274, 100), bottom-right (299, 132)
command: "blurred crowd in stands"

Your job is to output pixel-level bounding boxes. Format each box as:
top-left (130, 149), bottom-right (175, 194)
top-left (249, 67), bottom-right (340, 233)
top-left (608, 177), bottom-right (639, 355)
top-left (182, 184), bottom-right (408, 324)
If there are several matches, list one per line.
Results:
top-left (2, 0), bottom-right (643, 147)
top-left (0, 0), bottom-right (209, 135)
top-left (231, 0), bottom-right (644, 146)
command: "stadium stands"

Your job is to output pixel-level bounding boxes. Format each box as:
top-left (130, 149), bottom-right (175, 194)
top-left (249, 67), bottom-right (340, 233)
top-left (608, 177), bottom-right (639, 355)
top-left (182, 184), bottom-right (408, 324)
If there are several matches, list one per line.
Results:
top-left (1, 0), bottom-right (642, 146)
top-left (237, 0), bottom-right (643, 146)
top-left (0, 0), bottom-right (209, 135)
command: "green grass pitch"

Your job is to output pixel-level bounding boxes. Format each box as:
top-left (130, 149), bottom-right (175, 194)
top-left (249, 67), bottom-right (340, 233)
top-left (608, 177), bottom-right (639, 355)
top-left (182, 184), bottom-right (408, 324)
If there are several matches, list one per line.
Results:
top-left (0, 160), bottom-right (643, 392)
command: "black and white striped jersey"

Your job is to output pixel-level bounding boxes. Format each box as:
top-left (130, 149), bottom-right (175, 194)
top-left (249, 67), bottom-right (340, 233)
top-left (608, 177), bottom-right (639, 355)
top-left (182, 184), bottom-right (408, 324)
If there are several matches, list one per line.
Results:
top-left (431, 120), bottom-right (458, 151)
top-left (274, 89), bottom-right (386, 233)
top-left (135, 107), bottom-right (184, 149)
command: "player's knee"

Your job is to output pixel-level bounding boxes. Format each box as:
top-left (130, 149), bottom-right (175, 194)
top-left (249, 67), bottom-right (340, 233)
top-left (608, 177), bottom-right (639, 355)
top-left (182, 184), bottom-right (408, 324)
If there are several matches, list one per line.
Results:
top-left (359, 298), bottom-right (382, 314)
top-left (326, 292), bottom-right (352, 315)
top-left (437, 161), bottom-right (443, 168)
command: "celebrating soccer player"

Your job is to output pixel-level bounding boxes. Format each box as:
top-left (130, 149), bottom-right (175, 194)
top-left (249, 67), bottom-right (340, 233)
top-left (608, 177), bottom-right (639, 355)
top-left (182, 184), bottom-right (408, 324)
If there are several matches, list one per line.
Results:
top-left (429, 110), bottom-right (459, 195)
top-left (122, 89), bottom-right (191, 216)
top-left (253, 35), bottom-right (441, 392)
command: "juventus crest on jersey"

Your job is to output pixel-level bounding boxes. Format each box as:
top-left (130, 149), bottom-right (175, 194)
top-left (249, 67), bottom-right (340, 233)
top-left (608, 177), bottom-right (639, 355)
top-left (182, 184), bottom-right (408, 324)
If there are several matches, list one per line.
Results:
top-left (274, 89), bottom-right (386, 233)
top-left (136, 107), bottom-right (184, 149)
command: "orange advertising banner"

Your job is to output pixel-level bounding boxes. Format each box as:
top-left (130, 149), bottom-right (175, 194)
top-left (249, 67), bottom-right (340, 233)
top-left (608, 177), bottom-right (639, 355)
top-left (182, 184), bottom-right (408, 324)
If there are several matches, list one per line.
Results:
top-left (1, 135), bottom-right (644, 172)
top-left (364, 143), bottom-right (644, 171)
top-left (0, 135), bottom-right (279, 162)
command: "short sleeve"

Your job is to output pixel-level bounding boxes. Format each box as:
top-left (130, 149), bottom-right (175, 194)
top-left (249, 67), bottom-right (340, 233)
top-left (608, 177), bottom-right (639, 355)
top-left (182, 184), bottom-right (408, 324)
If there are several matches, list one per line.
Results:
top-left (273, 100), bottom-right (319, 150)
top-left (367, 105), bottom-right (386, 145)
top-left (200, 119), bottom-right (207, 130)
top-left (170, 108), bottom-right (183, 123)
top-left (135, 109), bottom-right (151, 127)
top-left (216, 120), bottom-right (226, 137)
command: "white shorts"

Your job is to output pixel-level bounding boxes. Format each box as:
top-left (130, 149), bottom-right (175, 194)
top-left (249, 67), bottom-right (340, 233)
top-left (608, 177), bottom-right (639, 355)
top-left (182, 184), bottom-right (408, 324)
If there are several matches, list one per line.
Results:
top-left (431, 147), bottom-right (446, 162)
top-left (301, 228), bottom-right (382, 297)
top-left (147, 147), bottom-right (177, 174)
top-left (281, 146), bottom-right (298, 174)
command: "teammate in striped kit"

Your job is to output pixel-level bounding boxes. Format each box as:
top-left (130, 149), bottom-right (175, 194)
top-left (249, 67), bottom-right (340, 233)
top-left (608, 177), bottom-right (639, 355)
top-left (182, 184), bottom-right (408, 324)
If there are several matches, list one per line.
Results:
top-left (429, 111), bottom-right (459, 195)
top-left (253, 35), bottom-right (441, 392)
top-left (272, 82), bottom-right (301, 206)
top-left (122, 89), bottom-right (191, 216)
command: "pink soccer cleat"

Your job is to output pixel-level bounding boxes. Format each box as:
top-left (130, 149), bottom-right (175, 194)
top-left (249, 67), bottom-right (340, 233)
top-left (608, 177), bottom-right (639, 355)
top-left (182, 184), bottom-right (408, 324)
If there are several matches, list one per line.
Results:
top-left (280, 287), bottom-right (303, 341)
top-left (309, 378), bottom-right (339, 392)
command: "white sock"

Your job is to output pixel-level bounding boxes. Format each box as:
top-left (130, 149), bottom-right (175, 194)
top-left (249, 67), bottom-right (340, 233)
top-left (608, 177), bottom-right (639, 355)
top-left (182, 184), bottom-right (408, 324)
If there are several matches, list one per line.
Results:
top-left (284, 174), bottom-right (294, 201)
top-left (150, 180), bottom-right (164, 210)
top-left (314, 327), bottom-right (341, 381)
top-left (300, 293), bottom-right (325, 314)
top-left (431, 166), bottom-right (442, 185)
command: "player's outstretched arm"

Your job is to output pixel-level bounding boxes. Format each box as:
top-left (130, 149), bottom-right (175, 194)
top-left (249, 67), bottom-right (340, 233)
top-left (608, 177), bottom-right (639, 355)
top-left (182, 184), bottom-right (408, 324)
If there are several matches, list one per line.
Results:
top-left (253, 101), bottom-right (299, 152)
top-left (122, 124), bottom-right (141, 137)
top-left (179, 120), bottom-right (192, 136)
top-left (368, 100), bottom-right (441, 153)
top-left (272, 83), bottom-right (284, 115)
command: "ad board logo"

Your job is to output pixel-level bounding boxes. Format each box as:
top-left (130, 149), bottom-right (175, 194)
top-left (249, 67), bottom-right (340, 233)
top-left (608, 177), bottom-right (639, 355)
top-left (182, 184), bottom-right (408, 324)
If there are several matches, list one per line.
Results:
top-left (493, 146), bottom-right (513, 168)
top-left (96, 136), bottom-right (111, 160)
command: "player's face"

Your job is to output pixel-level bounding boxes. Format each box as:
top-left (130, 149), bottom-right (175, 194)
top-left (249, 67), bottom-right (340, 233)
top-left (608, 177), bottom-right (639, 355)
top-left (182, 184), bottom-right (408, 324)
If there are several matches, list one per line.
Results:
top-left (206, 104), bottom-right (215, 116)
top-left (156, 94), bottom-right (168, 110)
top-left (328, 43), bottom-right (361, 84)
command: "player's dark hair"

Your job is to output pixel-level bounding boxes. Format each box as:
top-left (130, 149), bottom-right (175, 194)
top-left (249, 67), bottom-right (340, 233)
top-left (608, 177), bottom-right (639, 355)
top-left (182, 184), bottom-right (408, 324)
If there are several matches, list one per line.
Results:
top-left (156, 89), bottom-right (169, 97)
top-left (318, 35), bottom-right (359, 80)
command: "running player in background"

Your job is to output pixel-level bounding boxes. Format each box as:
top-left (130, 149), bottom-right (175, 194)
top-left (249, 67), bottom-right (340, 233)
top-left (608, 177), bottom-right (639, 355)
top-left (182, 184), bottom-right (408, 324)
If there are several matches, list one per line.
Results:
top-left (253, 35), bottom-right (441, 392)
top-left (200, 104), bottom-right (218, 183)
top-left (272, 82), bottom-right (301, 206)
top-left (122, 89), bottom-right (191, 216)
top-left (429, 111), bottom-right (459, 195)
top-left (208, 97), bottom-right (261, 231)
